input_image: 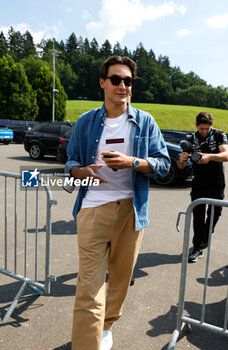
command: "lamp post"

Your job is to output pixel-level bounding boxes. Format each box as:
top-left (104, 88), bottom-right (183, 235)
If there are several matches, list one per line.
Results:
top-left (51, 39), bottom-right (61, 122)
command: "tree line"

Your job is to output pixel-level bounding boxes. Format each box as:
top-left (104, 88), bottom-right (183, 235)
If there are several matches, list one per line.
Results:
top-left (0, 27), bottom-right (228, 121)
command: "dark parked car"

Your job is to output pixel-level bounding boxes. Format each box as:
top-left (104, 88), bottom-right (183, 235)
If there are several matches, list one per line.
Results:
top-left (56, 126), bottom-right (193, 186)
top-left (24, 122), bottom-right (73, 159)
top-left (56, 125), bottom-right (74, 162)
top-left (77, 96), bottom-right (88, 100)
top-left (7, 124), bottom-right (32, 143)
top-left (161, 129), bottom-right (192, 144)
top-left (153, 141), bottom-right (193, 186)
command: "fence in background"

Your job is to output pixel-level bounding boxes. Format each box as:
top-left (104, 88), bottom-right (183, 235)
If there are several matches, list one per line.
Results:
top-left (168, 198), bottom-right (228, 349)
top-left (0, 171), bottom-right (57, 322)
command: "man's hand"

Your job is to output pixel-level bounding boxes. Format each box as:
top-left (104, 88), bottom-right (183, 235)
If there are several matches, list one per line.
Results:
top-left (197, 153), bottom-right (211, 164)
top-left (179, 152), bottom-right (190, 165)
top-left (197, 145), bottom-right (228, 164)
top-left (70, 164), bottom-right (108, 183)
top-left (101, 151), bottom-right (134, 170)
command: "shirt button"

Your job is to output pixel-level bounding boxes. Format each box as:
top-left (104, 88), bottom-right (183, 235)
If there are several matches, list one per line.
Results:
top-left (117, 201), bottom-right (120, 205)
top-left (92, 156), bottom-right (95, 159)
top-left (101, 123), bottom-right (104, 126)
top-left (96, 139), bottom-right (99, 142)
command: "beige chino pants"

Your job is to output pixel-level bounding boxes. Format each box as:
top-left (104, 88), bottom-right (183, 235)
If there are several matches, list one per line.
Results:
top-left (71, 198), bottom-right (143, 350)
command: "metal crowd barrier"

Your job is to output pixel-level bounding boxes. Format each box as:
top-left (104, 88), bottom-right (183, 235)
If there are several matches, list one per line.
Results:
top-left (0, 171), bottom-right (57, 322)
top-left (168, 198), bottom-right (228, 349)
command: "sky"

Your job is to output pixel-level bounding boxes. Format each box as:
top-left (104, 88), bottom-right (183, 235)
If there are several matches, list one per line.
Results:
top-left (1, 0), bottom-right (228, 88)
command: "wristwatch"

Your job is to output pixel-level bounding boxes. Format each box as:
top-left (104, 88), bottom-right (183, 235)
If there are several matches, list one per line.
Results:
top-left (133, 157), bottom-right (140, 168)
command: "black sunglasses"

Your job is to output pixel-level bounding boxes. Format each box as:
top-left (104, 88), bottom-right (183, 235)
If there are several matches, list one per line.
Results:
top-left (104, 75), bottom-right (134, 87)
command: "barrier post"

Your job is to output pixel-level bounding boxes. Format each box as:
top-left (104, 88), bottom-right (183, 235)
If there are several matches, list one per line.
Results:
top-left (0, 171), bottom-right (57, 322)
top-left (168, 198), bottom-right (228, 349)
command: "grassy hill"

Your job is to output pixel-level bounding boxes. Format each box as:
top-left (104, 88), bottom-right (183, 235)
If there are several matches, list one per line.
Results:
top-left (65, 100), bottom-right (228, 132)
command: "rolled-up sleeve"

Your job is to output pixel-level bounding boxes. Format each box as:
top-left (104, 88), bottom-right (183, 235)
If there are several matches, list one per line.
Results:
top-left (142, 117), bottom-right (170, 178)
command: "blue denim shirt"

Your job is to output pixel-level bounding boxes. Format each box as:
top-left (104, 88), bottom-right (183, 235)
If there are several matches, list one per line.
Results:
top-left (65, 103), bottom-right (170, 231)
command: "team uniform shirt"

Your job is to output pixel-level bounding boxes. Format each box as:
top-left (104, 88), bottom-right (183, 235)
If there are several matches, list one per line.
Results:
top-left (81, 112), bottom-right (133, 209)
top-left (188, 128), bottom-right (228, 189)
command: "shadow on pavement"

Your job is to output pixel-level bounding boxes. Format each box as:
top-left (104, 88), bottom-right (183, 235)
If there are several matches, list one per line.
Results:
top-left (148, 299), bottom-right (228, 350)
top-left (148, 264), bottom-right (228, 349)
top-left (53, 342), bottom-right (71, 349)
top-left (197, 265), bottom-right (228, 287)
top-left (27, 220), bottom-right (77, 235)
top-left (51, 273), bottom-right (77, 297)
top-left (150, 180), bottom-right (192, 191)
top-left (0, 273), bottom-right (78, 303)
top-left (0, 293), bottom-right (42, 328)
top-left (7, 155), bottom-right (64, 166)
top-left (134, 252), bottom-right (182, 279)
top-left (0, 272), bottom-right (77, 326)
top-left (51, 220), bottom-right (77, 235)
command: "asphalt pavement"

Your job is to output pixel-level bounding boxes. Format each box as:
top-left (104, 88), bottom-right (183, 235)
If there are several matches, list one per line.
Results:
top-left (0, 143), bottom-right (228, 350)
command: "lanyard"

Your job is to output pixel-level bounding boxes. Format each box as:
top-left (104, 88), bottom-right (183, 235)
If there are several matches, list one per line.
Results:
top-left (194, 129), bottom-right (213, 147)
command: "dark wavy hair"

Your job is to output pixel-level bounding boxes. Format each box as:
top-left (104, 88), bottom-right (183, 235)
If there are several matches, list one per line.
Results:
top-left (100, 56), bottom-right (137, 79)
top-left (196, 112), bottom-right (213, 125)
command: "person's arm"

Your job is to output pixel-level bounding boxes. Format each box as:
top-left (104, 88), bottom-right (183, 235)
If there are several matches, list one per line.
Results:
top-left (101, 151), bottom-right (152, 174)
top-left (198, 144), bottom-right (228, 164)
top-left (145, 121), bottom-right (170, 178)
top-left (177, 152), bottom-right (190, 169)
top-left (70, 164), bottom-right (108, 183)
top-left (101, 123), bottom-right (170, 176)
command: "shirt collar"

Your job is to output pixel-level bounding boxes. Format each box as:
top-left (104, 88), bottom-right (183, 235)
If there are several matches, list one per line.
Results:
top-left (99, 102), bottom-right (138, 124)
top-left (127, 103), bottom-right (136, 120)
top-left (99, 104), bottom-right (107, 120)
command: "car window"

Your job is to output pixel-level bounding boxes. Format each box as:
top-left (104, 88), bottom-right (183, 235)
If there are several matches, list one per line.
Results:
top-left (63, 126), bottom-right (74, 138)
top-left (60, 124), bottom-right (71, 136)
top-left (44, 124), bottom-right (61, 134)
top-left (31, 123), bottom-right (45, 132)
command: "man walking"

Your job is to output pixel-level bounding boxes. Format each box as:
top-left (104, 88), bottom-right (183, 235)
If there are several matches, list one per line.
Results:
top-left (65, 55), bottom-right (170, 349)
top-left (178, 112), bottom-right (228, 263)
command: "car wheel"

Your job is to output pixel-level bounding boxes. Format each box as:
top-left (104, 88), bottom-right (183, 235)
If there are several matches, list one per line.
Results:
top-left (153, 159), bottom-right (178, 186)
top-left (29, 143), bottom-right (44, 159)
top-left (3, 140), bottom-right (10, 145)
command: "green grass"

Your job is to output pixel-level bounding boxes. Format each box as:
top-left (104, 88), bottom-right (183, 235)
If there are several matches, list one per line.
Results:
top-left (66, 100), bottom-right (102, 121)
top-left (65, 100), bottom-right (228, 132)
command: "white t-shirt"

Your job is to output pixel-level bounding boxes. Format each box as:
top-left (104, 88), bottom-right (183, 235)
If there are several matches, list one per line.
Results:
top-left (81, 112), bottom-right (133, 209)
